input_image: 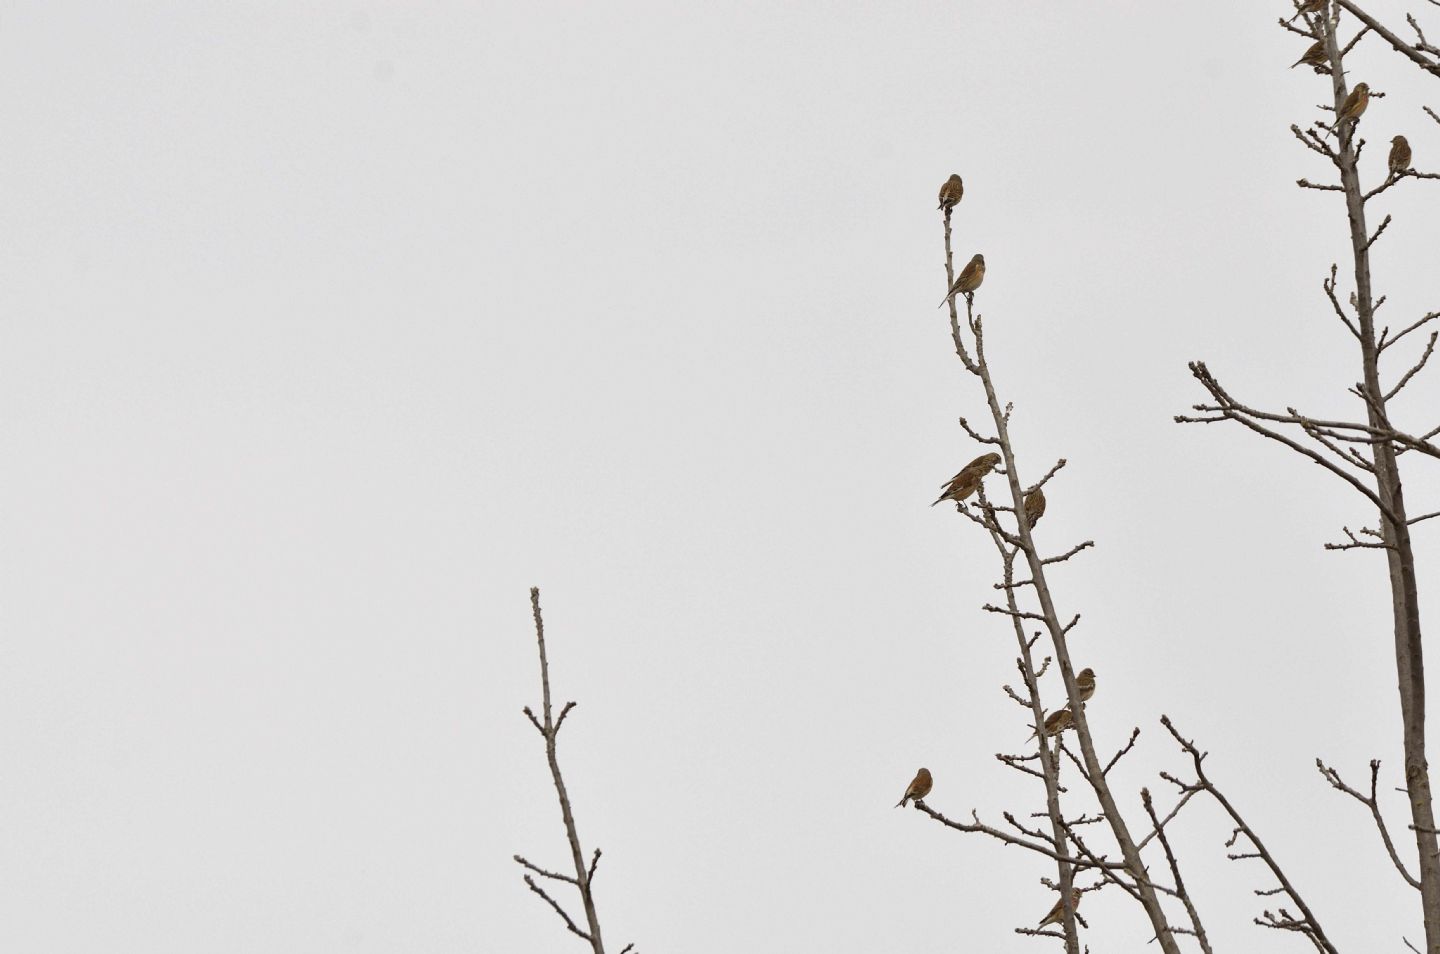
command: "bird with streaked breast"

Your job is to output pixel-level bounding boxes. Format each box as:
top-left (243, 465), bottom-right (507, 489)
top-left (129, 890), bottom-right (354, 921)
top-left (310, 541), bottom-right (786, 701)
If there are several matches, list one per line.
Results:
top-left (939, 254), bottom-right (985, 307)
top-left (1337, 83), bottom-right (1370, 126)
top-left (1389, 135), bottom-right (1412, 178)
top-left (937, 174), bottom-right (964, 213)
top-left (895, 767), bottom-right (933, 808)
top-left (1023, 487), bottom-right (1046, 527)
top-left (1290, 40), bottom-right (1326, 70)
top-left (1026, 707), bottom-right (1073, 742)
top-left (932, 452), bottom-right (1002, 506)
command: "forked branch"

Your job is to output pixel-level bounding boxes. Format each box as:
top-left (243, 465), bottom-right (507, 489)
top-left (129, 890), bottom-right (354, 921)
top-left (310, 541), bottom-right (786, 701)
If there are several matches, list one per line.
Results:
top-left (1161, 717), bottom-right (1339, 954)
top-left (1317, 758), bottom-right (1421, 889)
top-left (514, 588), bottom-right (629, 954)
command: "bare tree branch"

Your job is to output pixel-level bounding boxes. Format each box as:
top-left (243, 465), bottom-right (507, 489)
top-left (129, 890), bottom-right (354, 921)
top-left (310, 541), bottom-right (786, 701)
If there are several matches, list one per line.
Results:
top-left (1386, 332), bottom-right (1439, 400)
top-left (952, 296), bottom-right (1182, 954)
top-left (515, 854), bottom-right (579, 885)
top-left (1103, 728), bottom-right (1142, 776)
top-left (1162, 717), bottom-right (1340, 954)
top-left (915, 802), bottom-right (1125, 871)
top-left (1317, 758), bottom-right (1422, 889)
top-left (1177, 362), bottom-right (1400, 524)
top-left (1136, 788), bottom-right (1202, 853)
top-left (1333, 0), bottom-right (1440, 77)
top-left (1324, 523), bottom-right (1397, 551)
top-left (523, 875), bottom-right (591, 943)
top-left (1379, 311), bottom-right (1440, 353)
top-left (1142, 788), bottom-right (1214, 954)
top-left (516, 589), bottom-right (617, 954)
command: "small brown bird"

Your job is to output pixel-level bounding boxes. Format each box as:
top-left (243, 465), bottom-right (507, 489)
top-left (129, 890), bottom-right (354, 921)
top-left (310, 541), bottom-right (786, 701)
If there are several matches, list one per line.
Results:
top-left (932, 462), bottom-right (997, 506)
top-left (1027, 708), bottom-right (1073, 742)
top-left (1337, 82), bottom-right (1370, 126)
top-left (1288, 0), bottom-right (1325, 21)
top-left (938, 254), bottom-right (986, 307)
top-left (1037, 888), bottom-right (1083, 928)
top-left (1075, 668), bottom-right (1096, 703)
top-left (895, 767), bottom-right (933, 808)
top-left (937, 174), bottom-right (964, 213)
top-left (960, 451), bottom-right (1002, 476)
top-left (1023, 487), bottom-right (1047, 527)
top-left (931, 452), bottom-right (1003, 507)
top-left (1290, 40), bottom-right (1326, 70)
top-left (1389, 135), bottom-right (1412, 178)
top-left (932, 469), bottom-right (981, 506)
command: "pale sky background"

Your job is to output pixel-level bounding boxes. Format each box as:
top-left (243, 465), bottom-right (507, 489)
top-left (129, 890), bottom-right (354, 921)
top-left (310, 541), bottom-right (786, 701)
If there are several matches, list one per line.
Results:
top-left (3, 1), bottom-right (1440, 951)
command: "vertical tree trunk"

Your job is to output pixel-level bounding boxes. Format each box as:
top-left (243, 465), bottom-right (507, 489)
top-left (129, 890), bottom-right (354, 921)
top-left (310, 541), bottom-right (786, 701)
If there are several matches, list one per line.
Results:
top-left (1323, 16), bottom-right (1440, 948)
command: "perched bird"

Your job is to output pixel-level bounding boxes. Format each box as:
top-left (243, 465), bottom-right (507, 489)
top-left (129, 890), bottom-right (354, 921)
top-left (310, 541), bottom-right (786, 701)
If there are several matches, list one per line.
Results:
top-left (1075, 667), bottom-right (1096, 704)
top-left (938, 254), bottom-right (986, 307)
top-left (931, 452), bottom-right (1003, 507)
top-left (1389, 135), bottom-right (1412, 178)
top-left (937, 174), bottom-right (964, 213)
top-left (960, 451), bottom-right (1002, 476)
top-left (1027, 708), bottom-right (1073, 742)
top-left (932, 469), bottom-right (981, 506)
top-left (1288, 0), bottom-right (1325, 22)
top-left (1290, 40), bottom-right (1326, 70)
top-left (1023, 487), bottom-right (1047, 527)
top-left (1337, 83), bottom-right (1370, 127)
top-left (1037, 889), bottom-right (1083, 928)
top-left (895, 767), bottom-right (933, 808)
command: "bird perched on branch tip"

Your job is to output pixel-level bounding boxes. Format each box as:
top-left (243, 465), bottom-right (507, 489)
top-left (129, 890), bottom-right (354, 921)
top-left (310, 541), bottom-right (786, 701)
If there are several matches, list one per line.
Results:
top-left (1389, 135), bottom-right (1412, 178)
top-left (937, 174), bottom-right (964, 213)
top-left (939, 254), bottom-right (985, 307)
top-left (895, 767), bottom-right (933, 808)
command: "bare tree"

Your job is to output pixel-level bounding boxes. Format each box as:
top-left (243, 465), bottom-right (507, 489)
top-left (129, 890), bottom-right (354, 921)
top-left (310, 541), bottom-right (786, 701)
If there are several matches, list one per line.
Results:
top-left (510, 4), bottom-right (1439, 950)
top-left (912, 196), bottom-right (1194, 952)
top-left (1179, 1), bottom-right (1440, 949)
top-left (917, 212), bottom-right (1341, 946)
top-left (513, 587), bottom-right (635, 954)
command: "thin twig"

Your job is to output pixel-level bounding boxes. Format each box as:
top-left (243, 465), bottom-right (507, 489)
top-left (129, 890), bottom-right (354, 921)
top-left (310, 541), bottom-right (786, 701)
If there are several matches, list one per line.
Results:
top-left (1103, 728), bottom-right (1141, 776)
top-left (515, 854), bottom-right (579, 885)
top-left (523, 876), bottom-right (591, 942)
top-left (1379, 311), bottom-right (1439, 353)
top-left (915, 803), bottom-right (1125, 870)
top-left (1142, 788), bottom-right (1214, 954)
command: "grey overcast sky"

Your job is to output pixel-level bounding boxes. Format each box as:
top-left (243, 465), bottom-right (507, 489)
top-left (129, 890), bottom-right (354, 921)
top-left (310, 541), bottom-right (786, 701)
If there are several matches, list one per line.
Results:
top-left (3, 1), bottom-right (1439, 950)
